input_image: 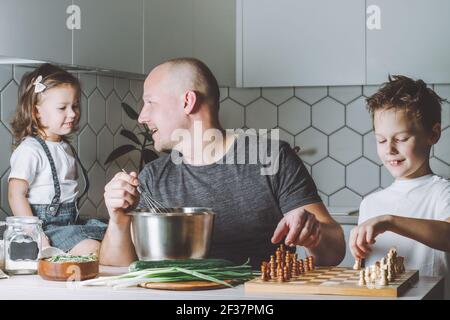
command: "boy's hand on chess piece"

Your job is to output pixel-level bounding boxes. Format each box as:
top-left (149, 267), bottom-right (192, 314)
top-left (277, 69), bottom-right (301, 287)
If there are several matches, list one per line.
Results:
top-left (104, 171), bottom-right (139, 224)
top-left (349, 215), bottom-right (392, 259)
top-left (271, 208), bottom-right (322, 248)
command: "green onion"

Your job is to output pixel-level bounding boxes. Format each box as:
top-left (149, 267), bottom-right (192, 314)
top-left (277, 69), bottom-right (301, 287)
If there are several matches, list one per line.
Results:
top-left (45, 253), bottom-right (98, 263)
top-left (80, 260), bottom-right (255, 289)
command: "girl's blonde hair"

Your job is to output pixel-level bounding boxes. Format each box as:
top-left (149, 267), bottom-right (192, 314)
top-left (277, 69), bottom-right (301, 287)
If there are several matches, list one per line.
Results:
top-left (10, 63), bottom-right (81, 145)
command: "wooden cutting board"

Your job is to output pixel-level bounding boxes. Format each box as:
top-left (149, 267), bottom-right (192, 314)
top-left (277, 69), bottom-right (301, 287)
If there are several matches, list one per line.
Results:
top-left (139, 280), bottom-right (234, 291)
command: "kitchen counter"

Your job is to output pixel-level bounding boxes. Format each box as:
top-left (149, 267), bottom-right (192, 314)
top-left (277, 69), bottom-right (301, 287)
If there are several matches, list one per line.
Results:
top-left (327, 207), bottom-right (359, 225)
top-left (0, 266), bottom-right (444, 300)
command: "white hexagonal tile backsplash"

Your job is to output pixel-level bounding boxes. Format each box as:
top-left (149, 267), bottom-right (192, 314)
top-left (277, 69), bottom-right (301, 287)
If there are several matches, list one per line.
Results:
top-left (0, 80), bottom-right (18, 132)
top-left (1, 65), bottom-right (449, 217)
top-left (88, 89), bottom-right (106, 134)
top-left (312, 97), bottom-right (345, 135)
top-left (278, 97), bottom-right (310, 135)
top-left (329, 127), bottom-right (362, 165)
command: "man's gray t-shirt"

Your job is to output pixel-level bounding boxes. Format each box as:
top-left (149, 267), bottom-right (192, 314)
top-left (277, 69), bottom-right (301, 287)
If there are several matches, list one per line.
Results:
top-left (138, 134), bottom-right (321, 266)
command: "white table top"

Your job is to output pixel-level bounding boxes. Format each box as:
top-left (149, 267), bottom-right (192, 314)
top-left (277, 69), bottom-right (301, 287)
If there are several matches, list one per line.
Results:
top-left (0, 266), bottom-right (444, 300)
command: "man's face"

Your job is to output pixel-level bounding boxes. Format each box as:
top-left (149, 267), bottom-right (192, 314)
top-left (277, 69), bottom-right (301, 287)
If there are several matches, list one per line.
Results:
top-left (374, 108), bottom-right (433, 180)
top-left (139, 66), bottom-right (187, 152)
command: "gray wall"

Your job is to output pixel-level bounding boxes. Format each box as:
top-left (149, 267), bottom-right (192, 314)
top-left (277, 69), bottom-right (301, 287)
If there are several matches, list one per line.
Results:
top-left (1, 63), bottom-right (449, 220)
top-left (218, 85), bottom-right (450, 207)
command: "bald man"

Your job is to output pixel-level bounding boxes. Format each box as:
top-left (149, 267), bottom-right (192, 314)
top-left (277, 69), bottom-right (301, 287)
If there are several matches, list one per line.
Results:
top-left (100, 58), bottom-right (345, 267)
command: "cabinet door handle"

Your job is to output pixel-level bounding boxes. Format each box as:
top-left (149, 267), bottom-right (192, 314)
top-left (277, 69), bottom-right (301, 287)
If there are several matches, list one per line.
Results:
top-left (66, 4), bottom-right (81, 30)
top-left (366, 4), bottom-right (381, 30)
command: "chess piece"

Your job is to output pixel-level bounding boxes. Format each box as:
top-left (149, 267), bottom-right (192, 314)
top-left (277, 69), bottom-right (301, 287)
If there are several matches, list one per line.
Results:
top-left (358, 270), bottom-right (366, 286)
top-left (375, 261), bottom-right (381, 279)
top-left (292, 260), bottom-right (299, 277)
top-left (370, 265), bottom-right (377, 284)
top-left (387, 260), bottom-right (394, 281)
top-left (395, 256), bottom-right (405, 274)
top-left (380, 257), bottom-right (387, 271)
top-left (299, 259), bottom-right (304, 274)
top-left (290, 262), bottom-right (297, 278)
top-left (379, 268), bottom-right (388, 286)
top-left (270, 255), bottom-right (277, 278)
top-left (353, 258), bottom-right (362, 270)
top-left (309, 256), bottom-right (314, 270)
top-left (285, 254), bottom-right (291, 271)
top-left (283, 266), bottom-right (290, 281)
top-left (277, 267), bottom-right (285, 282)
top-left (364, 266), bottom-right (371, 284)
top-left (387, 256), bottom-right (396, 281)
top-left (261, 262), bottom-right (269, 281)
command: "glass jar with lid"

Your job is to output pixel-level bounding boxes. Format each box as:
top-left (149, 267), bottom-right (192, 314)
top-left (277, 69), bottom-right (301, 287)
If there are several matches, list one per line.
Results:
top-left (1, 216), bottom-right (43, 275)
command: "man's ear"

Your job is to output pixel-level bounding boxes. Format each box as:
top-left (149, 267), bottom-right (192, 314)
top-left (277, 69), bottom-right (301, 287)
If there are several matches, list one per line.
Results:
top-left (429, 122), bottom-right (441, 145)
top-left (182, 90), bottom-right (197, 115)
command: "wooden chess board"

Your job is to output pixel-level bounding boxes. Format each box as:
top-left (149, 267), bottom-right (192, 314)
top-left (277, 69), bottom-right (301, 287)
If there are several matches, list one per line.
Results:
top-left (245, 266), bottom-right (419, 297)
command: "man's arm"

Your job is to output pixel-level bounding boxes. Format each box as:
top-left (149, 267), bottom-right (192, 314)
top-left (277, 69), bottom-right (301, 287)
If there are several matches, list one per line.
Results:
top-left (301, 202), bottom-right (345, 265)
top-left (99, 172), bottom-right (139, 266)
top-left (272, 202), bottom-right (345, 266)
top-left (350, 215), bottom-right (450, 259)
top-left (99, 215), bottom-right (138, 266)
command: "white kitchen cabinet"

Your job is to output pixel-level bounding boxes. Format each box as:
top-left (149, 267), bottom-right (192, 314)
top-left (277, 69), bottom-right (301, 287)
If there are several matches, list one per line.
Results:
top-left (143, 0), bottom-right (236, 86)
top-left (366, 0), bottom-right (450, 84)
top-left (143, 0), bottom-right (193, 73)
top-left (73, 0), bottom-right (143, 74)
top-left (0, 0), bottom-right (72, 65)
top-left (237, 0), bottom-right (366, 87)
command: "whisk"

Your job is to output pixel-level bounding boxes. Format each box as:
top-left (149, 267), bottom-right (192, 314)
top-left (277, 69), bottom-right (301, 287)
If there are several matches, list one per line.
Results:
top-left (121, 169), bottom-right (170, 214)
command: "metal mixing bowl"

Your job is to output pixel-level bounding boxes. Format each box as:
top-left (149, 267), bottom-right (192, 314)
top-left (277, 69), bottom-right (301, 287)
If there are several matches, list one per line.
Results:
top-left (127, 207), bottom-right (215, 260)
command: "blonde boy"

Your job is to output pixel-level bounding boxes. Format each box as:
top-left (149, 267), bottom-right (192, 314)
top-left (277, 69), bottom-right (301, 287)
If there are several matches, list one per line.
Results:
top-left (350, 75), bottom-right (450, 298)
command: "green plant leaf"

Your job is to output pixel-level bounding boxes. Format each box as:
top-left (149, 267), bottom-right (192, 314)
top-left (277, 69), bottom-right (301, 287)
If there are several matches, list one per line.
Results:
top-left (104, 144), bottom-right (137, 165)
top-left (121, 102), bottom-right (139, 120)
top-left (120, 129), bottom-right (141, 145)
top-left (142, 149), bottom-right (159, 164)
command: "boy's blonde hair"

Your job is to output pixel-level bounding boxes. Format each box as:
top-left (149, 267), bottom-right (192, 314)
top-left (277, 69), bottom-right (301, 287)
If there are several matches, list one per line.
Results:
top-left (366, 75), bottom-right (445, 132)
top-left (10, 63), bottom-right (81, 145)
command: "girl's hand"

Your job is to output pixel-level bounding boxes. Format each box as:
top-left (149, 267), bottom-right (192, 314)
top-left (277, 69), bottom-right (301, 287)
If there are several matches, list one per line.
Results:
top-left (104, 171), bottom-right (139, 224)
top-left (349, 215), bottom-right (392, 259)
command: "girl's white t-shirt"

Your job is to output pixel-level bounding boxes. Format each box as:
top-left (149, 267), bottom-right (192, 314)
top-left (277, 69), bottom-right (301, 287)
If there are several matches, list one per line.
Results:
top-left (359, 174), bottom-right (450, 298)
top-left (9, 137), bottom-right (79, 204)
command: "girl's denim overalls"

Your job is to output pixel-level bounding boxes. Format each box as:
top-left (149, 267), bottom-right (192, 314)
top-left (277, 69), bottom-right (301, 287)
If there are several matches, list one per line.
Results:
top-left (29, 136), bottom-right (107, 252)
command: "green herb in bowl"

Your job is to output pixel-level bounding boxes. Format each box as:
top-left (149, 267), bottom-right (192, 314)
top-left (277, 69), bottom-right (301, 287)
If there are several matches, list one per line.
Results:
top-left (45, 253), bottom-right (98, 263)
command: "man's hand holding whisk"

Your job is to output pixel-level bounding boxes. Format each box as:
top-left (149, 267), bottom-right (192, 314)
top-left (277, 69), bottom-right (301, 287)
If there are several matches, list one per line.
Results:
top-left (104, 171), bottom-right (139, 224)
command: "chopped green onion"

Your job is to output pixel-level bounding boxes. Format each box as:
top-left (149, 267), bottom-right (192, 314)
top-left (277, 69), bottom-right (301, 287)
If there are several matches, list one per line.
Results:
top-left (45, 253), bottom-right (98, 263)
top-left (80, 260), bottom-right (255, 289)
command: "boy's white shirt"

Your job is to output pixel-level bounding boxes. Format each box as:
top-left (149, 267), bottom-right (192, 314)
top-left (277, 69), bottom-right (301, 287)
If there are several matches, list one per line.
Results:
top-left (9, 136), bottom-right (78, 204)
top-left (359, 174), bottom-right (450, 298)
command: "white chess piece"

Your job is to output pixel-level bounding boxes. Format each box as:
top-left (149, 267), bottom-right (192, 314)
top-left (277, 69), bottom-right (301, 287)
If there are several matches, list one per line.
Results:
top-left (358, 270), bottom-right (366, 286)
top-left (364, 266), bottom-right (371, 284)
top-left (379, 269), bottom-right (388, 286)
top-left (353, 259), bottom-right (362, 270)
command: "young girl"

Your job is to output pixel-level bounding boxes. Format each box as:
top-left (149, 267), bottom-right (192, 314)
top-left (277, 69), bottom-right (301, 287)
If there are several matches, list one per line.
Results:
top-left (8, 63), bottom-right (106, 255)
